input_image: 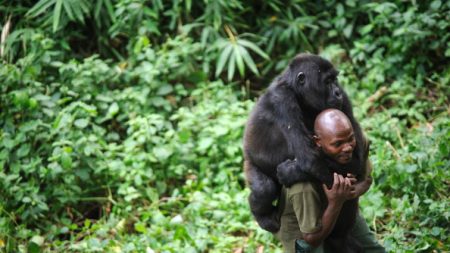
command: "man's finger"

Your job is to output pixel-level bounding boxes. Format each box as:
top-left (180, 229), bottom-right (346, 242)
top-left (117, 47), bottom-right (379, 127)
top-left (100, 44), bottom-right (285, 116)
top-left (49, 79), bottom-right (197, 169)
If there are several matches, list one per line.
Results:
top-left (344, 177), bottom-right (352, 191)
top-left (348, 177), bottom-right (357, 184)
top-left (332, 173), bottom-right (339, 189)
top-left (345, 177), bottom-right (352, 187)
top-left (339, 175), bottom-right (345, 184)
top-left (337, 174), bottom-right (344, 190)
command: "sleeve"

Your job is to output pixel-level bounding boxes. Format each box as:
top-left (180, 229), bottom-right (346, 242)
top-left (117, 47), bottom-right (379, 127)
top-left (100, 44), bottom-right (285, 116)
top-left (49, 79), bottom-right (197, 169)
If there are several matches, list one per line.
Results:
top-left (289, 185), bottom-right (323, 234)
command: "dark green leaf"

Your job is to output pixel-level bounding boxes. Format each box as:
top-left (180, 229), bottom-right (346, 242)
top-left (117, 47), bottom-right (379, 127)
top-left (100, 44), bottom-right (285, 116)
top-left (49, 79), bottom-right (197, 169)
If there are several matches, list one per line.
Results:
top-left (52, 0), bottom-right (63, 32)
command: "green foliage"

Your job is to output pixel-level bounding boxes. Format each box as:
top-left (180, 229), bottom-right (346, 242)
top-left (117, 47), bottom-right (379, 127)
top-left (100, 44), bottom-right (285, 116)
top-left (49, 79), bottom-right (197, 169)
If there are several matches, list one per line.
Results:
top-left (26, 0), bottom-right (91, 32)
top-left (0, 0), bottom-right (449, 252)
top-left (214, 26), bottom-right (270, 80)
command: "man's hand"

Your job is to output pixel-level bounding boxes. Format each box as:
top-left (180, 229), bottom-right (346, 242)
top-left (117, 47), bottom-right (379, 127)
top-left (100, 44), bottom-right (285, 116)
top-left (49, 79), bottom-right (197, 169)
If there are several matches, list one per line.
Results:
top-left (322, 173), bottom-right (355, 206)
top-left (304, 173), bottom-right (354, 247)
top-left (346, 173), bottom-right (372, 199)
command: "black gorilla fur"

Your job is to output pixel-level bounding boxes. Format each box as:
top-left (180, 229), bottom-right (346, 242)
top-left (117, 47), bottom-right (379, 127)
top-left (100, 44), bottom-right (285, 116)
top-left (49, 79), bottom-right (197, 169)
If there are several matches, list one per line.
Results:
top-left (243, 54), bottom-right (367, 253)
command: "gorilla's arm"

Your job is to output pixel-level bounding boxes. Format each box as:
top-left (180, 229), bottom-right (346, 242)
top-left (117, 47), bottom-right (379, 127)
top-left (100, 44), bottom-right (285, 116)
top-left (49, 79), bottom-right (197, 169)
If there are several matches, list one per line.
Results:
top-left (267, 85), bottom-right (332, 187)
top-left (347, 138), bottom-right (372, 198)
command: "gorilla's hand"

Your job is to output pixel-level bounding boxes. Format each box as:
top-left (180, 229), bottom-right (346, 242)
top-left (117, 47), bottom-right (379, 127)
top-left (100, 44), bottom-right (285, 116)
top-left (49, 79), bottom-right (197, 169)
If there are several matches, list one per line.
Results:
top-left (276, 159), bottom-right (299, 187)
top-left (256, 212), bottom-right (281, 233)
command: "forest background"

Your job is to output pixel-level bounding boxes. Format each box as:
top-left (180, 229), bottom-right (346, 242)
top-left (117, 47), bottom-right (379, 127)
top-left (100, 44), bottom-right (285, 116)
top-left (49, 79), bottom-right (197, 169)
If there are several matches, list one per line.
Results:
top-left (0, 0), bottom-right (449, 252)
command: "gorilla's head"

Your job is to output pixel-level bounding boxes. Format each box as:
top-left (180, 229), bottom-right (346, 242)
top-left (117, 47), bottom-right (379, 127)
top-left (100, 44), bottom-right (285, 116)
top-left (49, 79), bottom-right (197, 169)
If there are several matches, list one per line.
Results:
top-left (284, 54), bottom-right (344, 113)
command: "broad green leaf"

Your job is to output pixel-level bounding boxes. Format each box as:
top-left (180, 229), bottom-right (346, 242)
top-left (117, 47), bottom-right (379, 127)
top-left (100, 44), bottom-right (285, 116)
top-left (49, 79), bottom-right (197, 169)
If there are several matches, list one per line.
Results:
top-left (13, 91), bottom-right (29, 106)
top-left (61, 152), bottom-right (72, 169)
top-left (78, 0), bottom-right (90, 14)
top-left (150, 97), bottom-right (167, 107)
top-left (430, 0), bottom-right (442, 10)
top-left (343, 24), bottom-right (353, 38)
top-left (104, 0), bottom-right (116, 22)
top-left (146, 188), bottom-right (159, 203)
top-left (135, 223), bottom-right (146, 233)
top-left (74, 118), bottom-right (89, 128)
top-left (227, 51), bottom-right (236, 81)
top-left (360, 24), bottom-right (374, 35)
top-left (215, 44), bottom-right (233, 77)
top-left (201, 26), bottom-right (210, 46)
top-left (346, 0), bottom-right (356, 7)
top-left (178, 129), bottom-right (191, 143)
top-left (156, 85), bottom-right (173, 96)
top-left (19, 120), bottom-right (42, 132)
top-left (153, 146), bottom-right (173, 160)
top-left (107, 102), bottom-right (119, 117)
top-left (124, 188), bottom-right (140, 202)
top-left (26, 0), bottom-right (55, 18)
top-left (52, 0), bottom-right (63, 32)
top-left (30, 235), bottom-right (45, 246)
top-left (234, 45), bottom-right (245, 77)
top-left (212, 125), bottom-right (229, 136)
top-left (239, 46), bottom-right (259, 75)
top-left (431, 226), bottom-right (441, 236)
top-left (22, 196), bottom-right (32, 203)
top-left (71, 0), bottom-right (87, 23)
top-left (94, 0), bottom-right (102, 21)
top-left (84, 219), bottom-right (91, 228)
top-left (170, 214), bottom-right (183, 224)
top-left (75, 169), bottom-right (89, 181)
top-left (337, 3), bottom-right (345, 16)
top-left (238, 39), bottom-right (270, 60)
top-left (185, 0), bottom-right (192, 12)
top-left (53, 113), bottom-right (72, 129)
top-left (2, 137), bottom-right (16, 149)
top-left (198, 138), bottom-right (214, 151)
top-left (17, 144), bottom-right (31, 157)
top-left (63, 0), bottom-right (75, 20)
top-left (27, 242), bottom-right (41, 253)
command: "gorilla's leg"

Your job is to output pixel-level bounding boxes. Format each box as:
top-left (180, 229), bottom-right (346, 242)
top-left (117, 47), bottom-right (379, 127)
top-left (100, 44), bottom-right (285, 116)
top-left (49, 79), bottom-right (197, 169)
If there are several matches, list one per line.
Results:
top-left (325, 235), bottom-right (363, 253)
top-left (347, 235), bottom-right (364, 253)
top-left (245, 162), bottom-right (281, 233)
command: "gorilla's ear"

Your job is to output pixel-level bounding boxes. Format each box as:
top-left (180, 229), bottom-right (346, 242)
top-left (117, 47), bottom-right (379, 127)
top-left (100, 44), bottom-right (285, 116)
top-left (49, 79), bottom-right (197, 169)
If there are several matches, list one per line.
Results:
top-left (296, 72), bottom-right (305, 84)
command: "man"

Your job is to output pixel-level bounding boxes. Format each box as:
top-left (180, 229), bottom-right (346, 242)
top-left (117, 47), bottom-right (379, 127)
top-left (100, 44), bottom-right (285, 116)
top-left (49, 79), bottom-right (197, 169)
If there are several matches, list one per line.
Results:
top-left (276, 109), bottom-right (385, 253)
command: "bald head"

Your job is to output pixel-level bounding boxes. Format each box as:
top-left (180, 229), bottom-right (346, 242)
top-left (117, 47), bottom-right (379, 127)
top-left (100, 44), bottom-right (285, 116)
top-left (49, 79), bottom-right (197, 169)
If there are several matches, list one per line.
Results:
top-left (314, 109), bottom-right (352, 137)
top-left (313, 109), bottom-right (356, 164)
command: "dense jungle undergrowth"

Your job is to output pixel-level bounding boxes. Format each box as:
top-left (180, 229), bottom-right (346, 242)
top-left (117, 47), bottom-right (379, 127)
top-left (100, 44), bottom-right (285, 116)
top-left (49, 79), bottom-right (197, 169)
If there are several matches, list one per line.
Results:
top-left (0, 0), bottom-right (449, 252)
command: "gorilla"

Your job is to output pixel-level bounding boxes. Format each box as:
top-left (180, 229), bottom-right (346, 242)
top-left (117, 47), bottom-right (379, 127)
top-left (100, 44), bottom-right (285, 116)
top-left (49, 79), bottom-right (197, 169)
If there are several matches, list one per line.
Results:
top-left (243, 54), bottom-right (367, 252)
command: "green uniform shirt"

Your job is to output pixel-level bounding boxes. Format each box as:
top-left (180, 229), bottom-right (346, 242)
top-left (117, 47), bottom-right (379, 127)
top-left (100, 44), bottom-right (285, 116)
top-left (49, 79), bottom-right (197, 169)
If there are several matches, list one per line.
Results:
top-left (276, 181), bottom-right (327, 253)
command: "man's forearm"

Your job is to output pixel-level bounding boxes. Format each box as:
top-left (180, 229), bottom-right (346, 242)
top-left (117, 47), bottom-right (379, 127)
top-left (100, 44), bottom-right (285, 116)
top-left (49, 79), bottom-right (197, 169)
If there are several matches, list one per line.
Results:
top-left (303, 202), bottom-right (343, 247)
top-left (354, 176), bottom-right (372, 197)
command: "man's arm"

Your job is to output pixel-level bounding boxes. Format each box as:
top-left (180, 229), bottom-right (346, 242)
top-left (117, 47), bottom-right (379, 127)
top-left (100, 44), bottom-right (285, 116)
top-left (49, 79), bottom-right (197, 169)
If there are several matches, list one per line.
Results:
top-left (353, 176), bottom-right (372, 197)
top-left (302, 173), bottom-right (354, 247)
top-left (347, 160), bottom-right (374, 198)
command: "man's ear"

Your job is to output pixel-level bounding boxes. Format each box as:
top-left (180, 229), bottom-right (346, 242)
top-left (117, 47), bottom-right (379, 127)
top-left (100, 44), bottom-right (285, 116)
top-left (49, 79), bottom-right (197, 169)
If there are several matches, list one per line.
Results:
top-left (313, 135), bottom-right (321, 148)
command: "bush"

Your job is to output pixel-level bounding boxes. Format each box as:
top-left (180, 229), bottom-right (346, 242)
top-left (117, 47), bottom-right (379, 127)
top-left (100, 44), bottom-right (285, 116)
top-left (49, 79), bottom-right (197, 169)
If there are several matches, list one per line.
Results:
top-left (1, 0), bottom-right (449, 252)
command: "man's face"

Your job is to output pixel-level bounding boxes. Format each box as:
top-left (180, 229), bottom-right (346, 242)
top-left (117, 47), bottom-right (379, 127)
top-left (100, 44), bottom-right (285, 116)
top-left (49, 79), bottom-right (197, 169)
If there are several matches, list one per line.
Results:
top-left (314, 123), bottom-right (356, 164)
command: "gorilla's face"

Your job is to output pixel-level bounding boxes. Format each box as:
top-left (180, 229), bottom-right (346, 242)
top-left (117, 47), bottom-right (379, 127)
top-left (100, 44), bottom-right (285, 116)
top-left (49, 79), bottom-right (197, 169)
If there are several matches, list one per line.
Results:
top-left (287, 54), bottom-right (344, 112)
top-left (321, 68), bottom-right (343, 109)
